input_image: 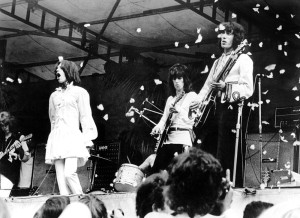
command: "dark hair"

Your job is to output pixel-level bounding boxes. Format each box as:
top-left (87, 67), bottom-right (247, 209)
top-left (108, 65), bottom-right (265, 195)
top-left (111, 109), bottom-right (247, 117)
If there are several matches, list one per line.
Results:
top-left (38, 196), bottom-right (70, 218)
top-left (168, 63), bottom-right (193, 96)
top-left (166, 148), bottom-right (223, 218)
top-left (218, 22), bottom-right (245, 50)
top-left (54, 60), bottom-right (81, 84)
top-left (79, 194), bottom-right (108, 218)
top-left (136, 172), bottom-right (168, 218)
top-left (243, 201), bottom-right (274, 218)
top-left (0, 111), bottom-right (19, 134)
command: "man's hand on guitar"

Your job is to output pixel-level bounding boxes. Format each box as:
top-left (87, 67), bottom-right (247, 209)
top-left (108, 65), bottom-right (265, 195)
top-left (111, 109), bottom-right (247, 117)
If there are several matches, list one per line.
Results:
top-left (151, 126), bottom-right (161, 136)
top-left (169, 106), bottom-right (178, 114)
top-left (210, 80), bottom-right (225, 90)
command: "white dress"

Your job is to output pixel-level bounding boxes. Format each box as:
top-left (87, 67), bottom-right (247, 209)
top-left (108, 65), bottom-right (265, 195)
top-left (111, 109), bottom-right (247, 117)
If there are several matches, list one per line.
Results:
top-left (46, 84), bottom-right (98, 167)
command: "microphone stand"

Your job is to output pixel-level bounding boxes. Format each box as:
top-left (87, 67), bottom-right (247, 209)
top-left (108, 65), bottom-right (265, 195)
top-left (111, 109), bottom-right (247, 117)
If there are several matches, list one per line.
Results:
top-left (258, 75), bottom-right (263, 185)
top-left (233, 99), bottom-right (244, 187)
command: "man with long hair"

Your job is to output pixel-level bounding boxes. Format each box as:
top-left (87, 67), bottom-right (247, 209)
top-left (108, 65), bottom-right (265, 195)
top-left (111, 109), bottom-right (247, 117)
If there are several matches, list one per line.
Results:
top-left (150, 63), bottom-right (198, 173)
top-left (190, 21), bottom-right (253, 187)
top-left (46, 59), bottom-right (98, 195)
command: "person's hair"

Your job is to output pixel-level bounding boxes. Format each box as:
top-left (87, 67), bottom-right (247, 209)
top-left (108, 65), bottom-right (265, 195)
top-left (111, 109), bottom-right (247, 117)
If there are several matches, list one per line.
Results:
top-left (79, 194), bottom-right (108, 218)
top-left (166, 148), bottom-right (223, 218)
top-left (136, 172), bottom-right (168, 218)
top-left (0, 198), bottom-right (10, 218)
top-left (243, 201), bottom-right (274, 218)
top-left (0, 111), bottom-right (18, 134)
top-left (38, 196), bottom-right (70, 218)
top-left (218, 21), bottom-right (245, 50)
top-left (168, 63), bottom-right (193, 96)
top-left (258, 201), bottom-right (300, 218)
top-left (54, 60), bottom-right (81, 84)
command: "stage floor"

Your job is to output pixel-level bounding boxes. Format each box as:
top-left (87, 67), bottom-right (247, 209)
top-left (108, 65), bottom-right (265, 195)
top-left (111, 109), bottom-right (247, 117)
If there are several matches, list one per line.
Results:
top-left (3, 187), bottom-right (300, 218)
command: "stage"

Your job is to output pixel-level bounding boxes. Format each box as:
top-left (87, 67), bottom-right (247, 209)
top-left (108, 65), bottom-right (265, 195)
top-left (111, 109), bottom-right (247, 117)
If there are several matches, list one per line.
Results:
top-left (3, 187), bottom-right (300, 218)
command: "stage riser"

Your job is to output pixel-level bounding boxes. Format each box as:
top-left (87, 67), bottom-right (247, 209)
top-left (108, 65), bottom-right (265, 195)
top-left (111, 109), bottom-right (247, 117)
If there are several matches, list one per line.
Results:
top-left (244, 132), bottom-right (295, 187)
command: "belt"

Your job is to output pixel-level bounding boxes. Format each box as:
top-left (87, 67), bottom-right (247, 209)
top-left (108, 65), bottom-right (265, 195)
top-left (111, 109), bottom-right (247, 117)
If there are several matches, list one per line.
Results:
top-left (169, 127), bottom-right (190, 132)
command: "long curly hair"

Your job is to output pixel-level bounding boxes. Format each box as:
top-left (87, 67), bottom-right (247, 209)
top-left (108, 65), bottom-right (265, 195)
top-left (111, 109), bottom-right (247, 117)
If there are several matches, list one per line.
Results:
top-left (218, 21), bottom-right (245, 50)
top-left (166, 148), bottom-right (223, 218)
top-left (54, 60), bottom-right (81, 84)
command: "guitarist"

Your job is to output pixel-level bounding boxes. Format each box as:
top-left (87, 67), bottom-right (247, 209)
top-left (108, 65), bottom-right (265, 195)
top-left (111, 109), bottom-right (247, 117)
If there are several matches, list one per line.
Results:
top-left (189, 22), bottom-right (253, 187)
top-left (150, 63), bottom-right (198, 174)
top-left (0, 111), bottom-right (31, 197)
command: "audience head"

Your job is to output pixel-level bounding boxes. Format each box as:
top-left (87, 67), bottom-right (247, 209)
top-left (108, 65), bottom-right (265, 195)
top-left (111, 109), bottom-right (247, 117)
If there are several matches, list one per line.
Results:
top-left (136, 172), bottom-right (169, 218)
top-left (37, 196), bottom-right (70, 218)
top-left (166, 148), bottom-right (223, 218)
top-left (243, 201), bottom-right (273, 218)
top-left (79, 194), bottom-right (108, 218)
top-left (0, 198), bottom-right (10, 218)
top-left (258, 201), bottom-right (300, 218)
top-left (59, 202), bottom-right (92, 218)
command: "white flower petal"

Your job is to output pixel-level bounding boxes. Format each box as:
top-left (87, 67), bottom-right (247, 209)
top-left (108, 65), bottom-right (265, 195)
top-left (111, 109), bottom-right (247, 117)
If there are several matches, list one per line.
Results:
top-left (266, 72), bottom-right (273, 79)
top-left (278, 44), bottom-right (282, 50)
top-left (276, 14), bottom-right (279, 18)
top-left (264, 6), bottom-right (269, 10)
top-left (262, 121), bottom-right (269, 125)
top-left (265, 64), bottom-right (276, 71)
top-left (277, 25), bottom-right (282, 31)
top-left (201, 65), bottom-right (209, 74)
top-left (129, 98), bottom-right (135, 103)
top-left (184, 44), bottom-right (190, 49)
top-left (296, 63), bottom-right (300, 68)
top-left (295, 96), bottom-right (300, 101)
top-left (279, 69), bottom-right (285, 74)
top-left (103, 114), bottom-right (108, 121)
top-left (136, 28), bottom-right (141, 33)
top-left (154, 79), bottom-right (162, 85)
top-left (211, 54), bottom-right (216, 59)
top-left (97, 104), bottom-right (104, 111)
top-left (250, 144), bottom-right (255, 150)
top-left (266, 99), bottom-right (271, 104)
top-left (259, 42), bottom-right (263, 47)
top-left (130, 117), bottom-right (135, 123)
top-left (175, 42), bottom-right (179, 47)
top-left (231, 13), bottom-right (237, 19)
top-left (140, 85), bottom-right (144, 91)
top-left (253, 8), bottom-right (259, 13)
top-left (262, 90), bottom-right (269, 95)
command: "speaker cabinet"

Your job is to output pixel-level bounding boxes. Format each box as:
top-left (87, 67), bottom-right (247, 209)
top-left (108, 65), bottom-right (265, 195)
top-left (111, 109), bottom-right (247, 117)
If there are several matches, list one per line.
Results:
top-left (244, 132), bottom-right (294, 187)
top-left (89, 141), bottom-right (121, 191)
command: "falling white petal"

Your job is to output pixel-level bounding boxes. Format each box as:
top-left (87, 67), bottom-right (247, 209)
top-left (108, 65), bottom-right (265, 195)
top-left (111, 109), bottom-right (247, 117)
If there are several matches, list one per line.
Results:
top-left (263, 150), bottom-right (267, 155)
top-left (195, 33), bottom-right (203, 44)
top-left (129, 98), bottom-right (135, 103)
top-left (293, 86), bottom-right (298, 91)
top-left (215, 27), bottom-right (219, 32)
top-left (201, 65), bottom-right (209, 74)
top-left (214, 0), bottom-right (218, 2)
top-left (284, 51), bottom-right (287, 56)
top-left (262, 121), bottom-right (270, 125)
top-left (175, 42), bottom-right (179, 47)
top-left (197, 139), bottom-right (201, 144)
top-left (84, 23), bottom-right (90, 27)
top-left (266, 72), bottom-right (273, 79)
top-left (219, 24), bottom-right (225, 30)
top-left (80, 62), bottom-right (83, 67)
top-left (6, 77), bottom-right (14, 83)
top-left (154, 79), bottom-right (162, 85)
top-left (253, 8), bottom-right (259, 13)
top-left (295, 34), bottom-right (300, 39)
top-left (184, 44), bottom-right (189, 49)
top-left (264, 6), bottom-right (269, 10)
top-left (140, 85), bottom-right (144, 91)
top-left (278, 44), bottom-right (282, 50)
top-left (247, 52), bottom-right (252, 56)
top-left (58, 56), bottom-right (64, 62)
top-left (136, 28), bottom-right (141, 33)
top-left (97, 104), bottom-right (104, 111)
top-left (279, 69), bottom-right (285, 74)
top-left (296, 63), bottom-right (300, 68)
top-left (265, 64), bottom-right (276, 71)
top-left (258, 101), bottom-right (263, 105)
top-left (197, 27), bottom-right (201, 34)
top-left (211, 54), bottom-right (216, 59)
top-left (295, 96), bottom-right (300, 101)
top-left (228, 105), bottom-right (233, 110)
top-left (262, 90), bottom-right (269, 95)
top-left (103, 114), bottom-right (108, 121)
top-left (266, 99), bottom-right (271, 104)
top-left (276, 14), bottom-right (279, 18)
top-left (277, 25), bottom-right (282, 31)
top-left (259, 42), bottom-right (263, 47)
top-left (126, 110), bottom-right (134, 117)
top-left (250, 144), bottom-right (255, 150)
top-left (291, 132), bottom-right (296, 138)
top-left (291, 14), bottom-right (295, 18)
top-left (256, 4), bottom-right (260, 7)
top-left (280, 136), bottom-right (288, 142)
top-left (284, 41), bottom-right (288, 46)
top-left (279, 129), bottom-right (283, 133)
top-left (231, 13), bottom-right (237, 19)
top-left (231, 129), bottom-right (237, 133)
top-left (17, 78), bottom-right (22, 84)
top-left (130, 117), bottom-right (135, 123)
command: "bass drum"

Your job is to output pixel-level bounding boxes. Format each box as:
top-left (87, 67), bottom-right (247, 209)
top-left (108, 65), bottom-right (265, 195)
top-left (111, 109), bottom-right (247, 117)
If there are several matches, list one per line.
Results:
top-left (114, 164), bottom-right (144, 192)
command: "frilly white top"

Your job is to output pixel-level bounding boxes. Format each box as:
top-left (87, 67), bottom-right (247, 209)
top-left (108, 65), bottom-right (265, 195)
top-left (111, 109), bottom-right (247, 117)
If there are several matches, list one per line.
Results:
top-left (46, 84), bottom-right (98, 167)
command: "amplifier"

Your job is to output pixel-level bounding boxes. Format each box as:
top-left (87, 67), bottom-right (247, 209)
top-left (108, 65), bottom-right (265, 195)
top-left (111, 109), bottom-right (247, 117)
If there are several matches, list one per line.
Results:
top-left (275, 106), bottom-right (300, 129)
top-left (89, 141), bottom-right (121, 191)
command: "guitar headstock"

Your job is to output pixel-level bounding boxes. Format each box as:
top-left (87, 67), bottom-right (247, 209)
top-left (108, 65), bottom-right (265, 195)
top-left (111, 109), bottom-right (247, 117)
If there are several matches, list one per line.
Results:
top-left (234, 39), bottom-right (248, 55)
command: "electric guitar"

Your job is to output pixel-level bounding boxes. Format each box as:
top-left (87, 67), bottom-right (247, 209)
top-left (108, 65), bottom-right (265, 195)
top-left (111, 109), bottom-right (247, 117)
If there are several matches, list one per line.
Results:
top-left (192, 40), bottom-right (249, 127)
top-left (0, 133), bottom-right (33, 160)
top-left (155, 92), bottom-right (185, 152)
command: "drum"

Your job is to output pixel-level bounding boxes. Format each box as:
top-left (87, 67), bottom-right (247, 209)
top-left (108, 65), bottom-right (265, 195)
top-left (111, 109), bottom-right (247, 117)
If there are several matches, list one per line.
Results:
top-left (114, 164), bottom-right (144, 192)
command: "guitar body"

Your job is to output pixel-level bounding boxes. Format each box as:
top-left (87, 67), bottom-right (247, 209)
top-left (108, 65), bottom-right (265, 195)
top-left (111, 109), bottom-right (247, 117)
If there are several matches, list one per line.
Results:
top-left (194, 90), bottom-right (216, 127)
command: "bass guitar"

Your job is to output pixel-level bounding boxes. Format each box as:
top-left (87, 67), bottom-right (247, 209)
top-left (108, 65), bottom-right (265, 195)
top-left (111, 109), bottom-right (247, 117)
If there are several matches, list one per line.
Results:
top-left (192, 39), bottom-right (249, 127)
top-left (0, 133), bottom-right (33, 160)
top-left (155, 92), bottom-right (185, 152)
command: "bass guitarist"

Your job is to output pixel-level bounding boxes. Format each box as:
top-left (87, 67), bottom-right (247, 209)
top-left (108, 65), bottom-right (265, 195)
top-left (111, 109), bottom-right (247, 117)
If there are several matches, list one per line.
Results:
top-left (189, 22), bottom-right (253, 187)
top-left (150, 63), bottom-right (198, 174)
